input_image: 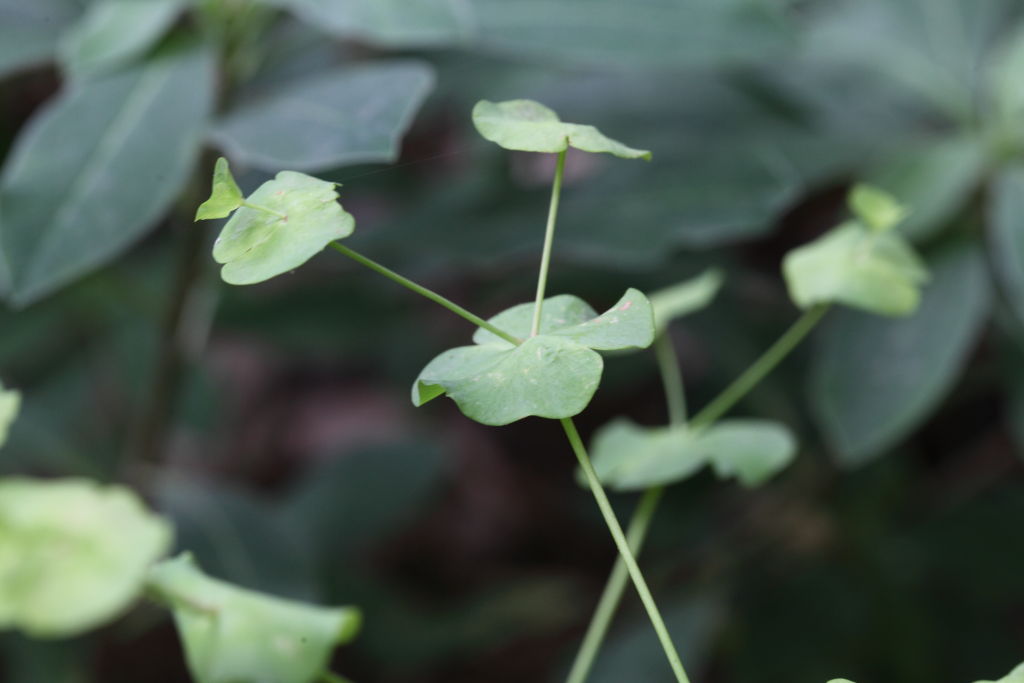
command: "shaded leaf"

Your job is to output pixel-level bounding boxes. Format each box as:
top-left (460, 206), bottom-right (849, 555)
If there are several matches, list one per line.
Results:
top-left (0, 42), bottom-right (215, 306)
top-left (0, 0), bottom-right (81, 78)
top-left (413, 335), bottom-right (603, 426)
top-left (810, 242), bottom-right (991, 466)
top-left (472, 288), bottom-right (655, 351)
top-left (989, 164), bottom-right (1024, 325)
top-left (147, 554), bottom-right (360, 683)
top-left (195, 157), bottom-right (243, 221)
top-left (590, 417), bottom-right (796, 491)
top-left (0, 381), bottom-right (19, 449)
top-left (59, 0), bottom-right (183, 79)
top-left (211, 61), bottom-right (434, 171)
top-left (472, 99), bottom-right (651, 159)
top-left (0, 478), bottom-right (172, 638)
top-left (210, 171), bottom-right (354, 285)
top-left (783, 221), bottom-right (928, 316)
top-left (649, 269), bottom-right (724, 333)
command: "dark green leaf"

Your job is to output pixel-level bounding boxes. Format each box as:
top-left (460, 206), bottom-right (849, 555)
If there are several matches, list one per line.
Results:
top-left (58, 0), bottom-right (183, 79)
top-left (0, 478), bottom-right (172, 638)
top-left (147, 554), bottom-right (360, 683)
top-left (0, 0), bottom-right (81, 78)
top-left (810, 242), bottom-right (991, 466)
top-left (0, 42), bottom-right (215, 306)
top-left (989, 164), bottom-right (1024, 325)
top-left (0, 381), bottom-right (18, 449)
top-left (211, 62), bottom-right (435, 171)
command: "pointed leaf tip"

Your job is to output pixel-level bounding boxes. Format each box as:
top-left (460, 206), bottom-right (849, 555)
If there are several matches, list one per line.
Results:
top-left (195, 157), bottom-right (243, 221)
top-left (472, 99), bottom-right (651, 160)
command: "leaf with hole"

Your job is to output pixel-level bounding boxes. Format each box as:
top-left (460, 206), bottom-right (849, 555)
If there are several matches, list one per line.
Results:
top-left (147, 554), bottom-right (361, 683)
top-left (205, 171), bottom-right (355, 285)
top-left (0, 478), bottom-right (172, 638)
top-left (0, 380), bottom-right (19, 449)
top-left (58, 0), bottom-right (183, 79)
top-left (415, 290), bottom-right (654, 425)
top-left (472, 99), bottom-right (651, 159)
top-left (589, 417), bottom-right (796, 491)
top-left (649, 269), bottom-right (724, 333)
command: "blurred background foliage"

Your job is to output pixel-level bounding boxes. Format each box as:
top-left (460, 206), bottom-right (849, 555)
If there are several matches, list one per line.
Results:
top-left (1, 0), bottom-right (1024, 681)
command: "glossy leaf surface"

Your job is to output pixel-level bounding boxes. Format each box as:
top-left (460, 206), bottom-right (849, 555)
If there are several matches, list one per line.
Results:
top-left (472, 99), bottom-right (651, 159)
top-left (0, 478), bottom-right (172, 637)
top-left (147, 554), bottom-right (361, 683)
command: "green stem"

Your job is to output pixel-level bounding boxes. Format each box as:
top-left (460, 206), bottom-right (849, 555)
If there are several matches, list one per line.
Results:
top-left (531, 150), bottom-right (567, 337)
top-left (654, 333), bottom-right (687, 427)
top-left (565, 304), bottom-right (829, 683)
top-left (329, 242), bottom-right (520, 346)
top-left (689, 304), bottom-right (828, 430)
top-left (561, 418), bottom-right (690, 683)
top-left (240, 199), bottom-right (287, 221)
top-left (565, 486), bottom-right (664, 683)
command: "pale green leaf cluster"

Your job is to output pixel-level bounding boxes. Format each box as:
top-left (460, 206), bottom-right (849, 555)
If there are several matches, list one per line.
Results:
top-left (147, 554), bottom-right (361, 683)
top-left (589, 418), bottom-right (796, 491)
top-left (0, 478), bottom-right (172, 638)
top-left (783, 185), bottom-right (927, 316)
top-left (0, 381), bottom-right (20, 449)
top-left (197, 160), bottom-right (356, 285)
top-left (472, 99), bottom-right (651, 160)
top-left (414, 289), bottom-right (655, 425)
top-left (648, 268), bottom-right (724, 333)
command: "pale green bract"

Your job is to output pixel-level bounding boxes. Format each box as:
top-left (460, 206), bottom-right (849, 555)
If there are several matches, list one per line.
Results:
top-left (783, 221), bottom-right (928, 316)
top-left (0, 478), bottom-right (172, 638)
top-left (195, 157), bottom-right (243, 220)
top-left (200, 164), bottom-right (355, 285)
top-left (648, 268), bottom-right (724, 333)
top-left (414, 289), bottom-right (655, 425)
top-left (472, 99), bottom-right (652, 160)
top-left (147, 554), bottom-right (361, 683)
top-left (589, 418), bottom-right (797, 491)
top-left (974, 662), bottom-right (1024, 683)
top-left (0, 381), bottom-right (20, 449)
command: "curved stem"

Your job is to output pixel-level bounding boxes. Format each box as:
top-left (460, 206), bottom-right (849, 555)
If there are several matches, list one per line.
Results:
top-left (561, 418), bottom-right (690, 683)
top-left (565, 486), bottom-right (664, 683)
top-left (566, 304), bottom-right (829, 683)
top-left (689, 304), bottom-right (828, 430)
top-left (329, 242), bottom-right (520, 346)
top-left (531, 150), bottom-right (567, 336)
top-left (654, 332), bottom-right (687, 427)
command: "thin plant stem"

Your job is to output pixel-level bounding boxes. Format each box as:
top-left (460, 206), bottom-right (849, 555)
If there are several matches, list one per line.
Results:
top-left (689, 303), bottom-right (828, 430)
top-left (654, 332), bottom-right (687, 427)
top-left (565, 486), bottom-right (663, 683)
top-left (530, 150), bottom-right (567, 336)
top-left (565, 304), bottom-right (829, 683)
top-left (329, 242), bottom-right (520, 346)
top-left (561, 418), bottom-right (690, 683)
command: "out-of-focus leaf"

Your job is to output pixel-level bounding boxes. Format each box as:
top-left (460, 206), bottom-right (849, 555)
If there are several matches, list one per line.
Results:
top-left (0, 42), bottom-right (215, 306)
top-left (0, 0), bottom-right (81, 78)
top-left (989, 164), bottom-right (1024, 325)
top-left (864, 136), bottom-right (987, 241)
top-left (810, 242), bottom-right (991, 466)
top-left (0, 635), bottom-right (92, 683)
top-left (472, 99), bottom-right (651, 159)
top-left (211, 61), bottom-right (434, 171)
top-left (974, 662), bottom-right (1024, 683)
top-left (147, 554), bottom-right (360, 683)
top-left (415, 290), bottom-right (653, 425)
top-left (783, 221), bottom-right (928, 316)
top-left (209, 171), bottom-right (354, 285)
top-left (649, 269), bottom-right (724, 333)
top-left (195, 157), bottom-right (243, 221)
top-left (848, 183), bottom-right (906, 233)
top-left (589, 417), bottom-right (796, 490)
top-left (58, 0), bottom-right (183, 79)
top-left (990, 25), bottom-right (1024, 129)
top-left (0, 381), bottom-right (19, 449)
top-left (0, 478), bottom-right (172, 638)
